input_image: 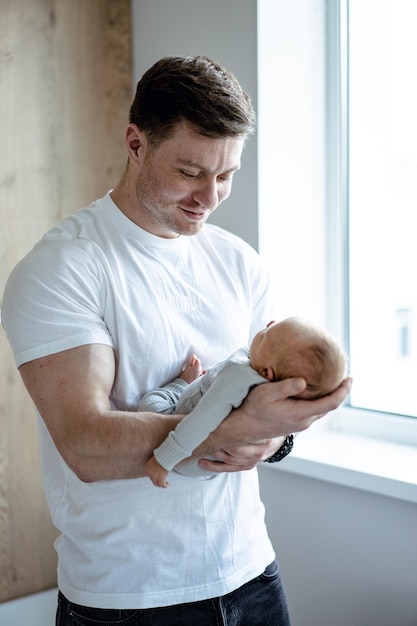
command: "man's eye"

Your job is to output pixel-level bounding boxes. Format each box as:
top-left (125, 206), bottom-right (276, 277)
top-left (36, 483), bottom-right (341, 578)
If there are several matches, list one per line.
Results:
top-left (180, 170), bottom-right (198, 178)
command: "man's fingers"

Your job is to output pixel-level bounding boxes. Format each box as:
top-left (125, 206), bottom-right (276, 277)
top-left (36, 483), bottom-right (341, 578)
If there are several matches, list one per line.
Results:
top-left (198, 458), bottom-right (257, 474)
top-left (258, 377), bottom-right (307, 400)
top-left (198, 439), bottom-right (277, 473)
top-left (301, 375), bottom-right (353, 413)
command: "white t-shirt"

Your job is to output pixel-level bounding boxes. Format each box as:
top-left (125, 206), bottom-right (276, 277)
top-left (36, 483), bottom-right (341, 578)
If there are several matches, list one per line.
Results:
top-left (1, 192), bottom-right (276, 609)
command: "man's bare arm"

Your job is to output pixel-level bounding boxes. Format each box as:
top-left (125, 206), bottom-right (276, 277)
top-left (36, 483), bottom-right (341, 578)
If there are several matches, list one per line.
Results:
top-left (19, 344), bottom-right (352, 482)
top-left (19, 343), bottom-right (181, 482)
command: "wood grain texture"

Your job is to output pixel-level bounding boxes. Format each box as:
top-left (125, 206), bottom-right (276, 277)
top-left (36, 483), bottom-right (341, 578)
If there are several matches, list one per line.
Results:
top-left (0, 0), bottom-right (132, 602)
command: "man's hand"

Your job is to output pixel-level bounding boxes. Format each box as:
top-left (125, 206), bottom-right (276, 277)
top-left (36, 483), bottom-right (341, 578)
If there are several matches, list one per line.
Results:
top-left (199, 437), bottom-right (285, 474)
top-left (233, 375), bottom-right (352, 440)
top-left (194, 375), bottom-right (352, 473)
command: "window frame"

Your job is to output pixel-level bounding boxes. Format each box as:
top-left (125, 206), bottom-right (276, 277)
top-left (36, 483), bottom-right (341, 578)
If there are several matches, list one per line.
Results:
top-left (325, 0), bottom-right (417, 447)
top-left (257, 0), bottom-right (417, 503)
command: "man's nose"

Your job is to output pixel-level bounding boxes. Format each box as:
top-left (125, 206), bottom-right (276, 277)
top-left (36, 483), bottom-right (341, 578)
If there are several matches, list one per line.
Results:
top-left (192, 178), bottom-right (219, 209)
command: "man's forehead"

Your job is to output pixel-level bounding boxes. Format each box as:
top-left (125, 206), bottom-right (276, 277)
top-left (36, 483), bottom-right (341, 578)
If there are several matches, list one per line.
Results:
top-left (162, 128), bottom-right (243, 172)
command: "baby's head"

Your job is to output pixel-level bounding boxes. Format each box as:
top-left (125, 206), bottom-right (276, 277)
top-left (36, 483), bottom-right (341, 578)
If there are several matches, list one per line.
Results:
top-left (249, 316), bottom-right (347, 399)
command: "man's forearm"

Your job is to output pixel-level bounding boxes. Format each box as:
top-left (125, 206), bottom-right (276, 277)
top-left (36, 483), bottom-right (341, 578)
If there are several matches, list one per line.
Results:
top-left (57, 410), bottom-right (183, 483)
top-left (19, 345), bottom-right (185, 483)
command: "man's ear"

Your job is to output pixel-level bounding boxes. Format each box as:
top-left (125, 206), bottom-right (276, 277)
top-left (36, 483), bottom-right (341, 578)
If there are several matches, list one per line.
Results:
top-left (126, 123), bottom-right (146, 163)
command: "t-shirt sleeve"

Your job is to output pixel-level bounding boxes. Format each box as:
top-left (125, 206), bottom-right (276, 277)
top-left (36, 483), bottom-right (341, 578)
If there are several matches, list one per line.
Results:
top-left (1, 238), bottom-right (113, 367)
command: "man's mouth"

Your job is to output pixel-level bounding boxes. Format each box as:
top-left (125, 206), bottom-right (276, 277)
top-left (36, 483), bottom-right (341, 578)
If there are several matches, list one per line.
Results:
top-left (180, 207), bottom-right (207, 220)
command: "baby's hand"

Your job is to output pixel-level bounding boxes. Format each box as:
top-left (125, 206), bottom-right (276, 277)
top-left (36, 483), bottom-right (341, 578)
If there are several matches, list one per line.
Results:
top-left (146, 455), bottom-right (170, 488)
top-left (180, 354), bottom-right (205, 384)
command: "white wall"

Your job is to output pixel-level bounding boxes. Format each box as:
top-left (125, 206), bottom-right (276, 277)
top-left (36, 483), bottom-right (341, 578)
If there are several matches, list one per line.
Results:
top-left (131, 0), bottom-right (259, 249)
top-left (258, 0), bottom-right (326, 324)
top-left (259, 465), bottom-right (417, 626)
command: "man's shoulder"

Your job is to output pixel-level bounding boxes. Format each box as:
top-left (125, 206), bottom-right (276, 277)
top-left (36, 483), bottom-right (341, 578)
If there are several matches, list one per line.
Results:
top-left (21, 194), bottom-right (111, 266)
top-left (41, 194), bottom-right (108, 242)
top-left (26, 232), bottom-right (99, 270)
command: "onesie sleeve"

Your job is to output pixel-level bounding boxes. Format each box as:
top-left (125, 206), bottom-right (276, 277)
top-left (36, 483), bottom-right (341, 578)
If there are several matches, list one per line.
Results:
top-left (1, 238), bottom-right (113, 366)
top-left (137, 378), bottom-right (188, 414)
top-left (153, 361), bottom-right (264, 471)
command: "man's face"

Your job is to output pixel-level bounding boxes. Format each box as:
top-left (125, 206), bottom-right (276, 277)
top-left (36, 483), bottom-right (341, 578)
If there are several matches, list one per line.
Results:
top-left (132, 120), bottom-right (244, 238)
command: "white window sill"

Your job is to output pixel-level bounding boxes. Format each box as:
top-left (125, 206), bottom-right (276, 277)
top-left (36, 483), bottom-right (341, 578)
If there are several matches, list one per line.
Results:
top-left (266, 409), bottom-right (417, 504)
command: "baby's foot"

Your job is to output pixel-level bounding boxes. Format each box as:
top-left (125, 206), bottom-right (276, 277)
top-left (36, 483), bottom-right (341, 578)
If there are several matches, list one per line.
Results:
top-left (147, 455), bottom-right (170, 488)
top-left (180, 354), bottom-right (204, 384)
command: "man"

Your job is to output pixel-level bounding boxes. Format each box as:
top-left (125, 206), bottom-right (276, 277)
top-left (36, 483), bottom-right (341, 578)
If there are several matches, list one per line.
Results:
top-left (2, 56), bottom-right (351, 625)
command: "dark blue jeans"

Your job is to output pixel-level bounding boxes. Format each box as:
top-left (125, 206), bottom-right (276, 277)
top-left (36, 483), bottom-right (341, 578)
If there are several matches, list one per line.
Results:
top-left (56, 561), bottom-right (291, 625)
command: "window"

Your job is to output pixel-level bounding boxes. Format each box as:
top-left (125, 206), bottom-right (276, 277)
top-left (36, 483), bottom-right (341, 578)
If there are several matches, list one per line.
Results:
top-left (258, 0), bottom-right (417, 445)
top-left (347, 0), bottom-right (417, 419)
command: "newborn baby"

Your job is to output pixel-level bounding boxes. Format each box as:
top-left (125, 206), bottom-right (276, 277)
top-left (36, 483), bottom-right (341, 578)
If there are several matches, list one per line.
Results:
top-left (140, 316), bottom-right (347, 487)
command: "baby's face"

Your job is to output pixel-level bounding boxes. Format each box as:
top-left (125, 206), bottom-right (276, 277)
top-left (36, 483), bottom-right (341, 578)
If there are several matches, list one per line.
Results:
top-left (249, 320), bottom-right (290, 379)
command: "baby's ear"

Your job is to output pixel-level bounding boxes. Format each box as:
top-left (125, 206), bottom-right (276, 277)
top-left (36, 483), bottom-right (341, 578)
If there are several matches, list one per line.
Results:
top-left (261, 366), bottom-right (275, 381)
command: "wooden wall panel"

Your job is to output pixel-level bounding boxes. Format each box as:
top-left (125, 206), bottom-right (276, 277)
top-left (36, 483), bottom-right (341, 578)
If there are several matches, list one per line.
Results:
top-left (0, 0), bottom-right (132, 602)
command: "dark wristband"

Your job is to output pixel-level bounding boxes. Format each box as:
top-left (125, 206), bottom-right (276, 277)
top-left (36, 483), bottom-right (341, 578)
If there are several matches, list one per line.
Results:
top-left (264, 434), bottom-right (294, 463)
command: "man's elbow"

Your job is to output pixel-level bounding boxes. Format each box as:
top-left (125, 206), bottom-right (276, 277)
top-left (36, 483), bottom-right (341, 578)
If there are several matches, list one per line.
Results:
top-left (60, 446), bottom-right (103, 482)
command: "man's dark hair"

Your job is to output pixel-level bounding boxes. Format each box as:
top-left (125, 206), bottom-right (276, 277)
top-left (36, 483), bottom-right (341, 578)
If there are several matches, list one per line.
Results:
top-left (129, 56), bottom-right (256, 147)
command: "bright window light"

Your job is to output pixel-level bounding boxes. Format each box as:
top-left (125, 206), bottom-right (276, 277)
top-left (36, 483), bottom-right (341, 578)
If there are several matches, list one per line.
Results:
top-left (348, 0), bottom-right (417, 418)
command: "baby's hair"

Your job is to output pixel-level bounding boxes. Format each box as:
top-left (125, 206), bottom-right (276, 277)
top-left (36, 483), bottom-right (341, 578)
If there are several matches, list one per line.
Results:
top-left (271, 317), bottom-right (347, 399)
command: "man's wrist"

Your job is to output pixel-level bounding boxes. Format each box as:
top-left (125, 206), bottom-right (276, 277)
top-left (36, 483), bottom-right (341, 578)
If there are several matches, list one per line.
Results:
top-left (263, 434), bottom-right (294, 463)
